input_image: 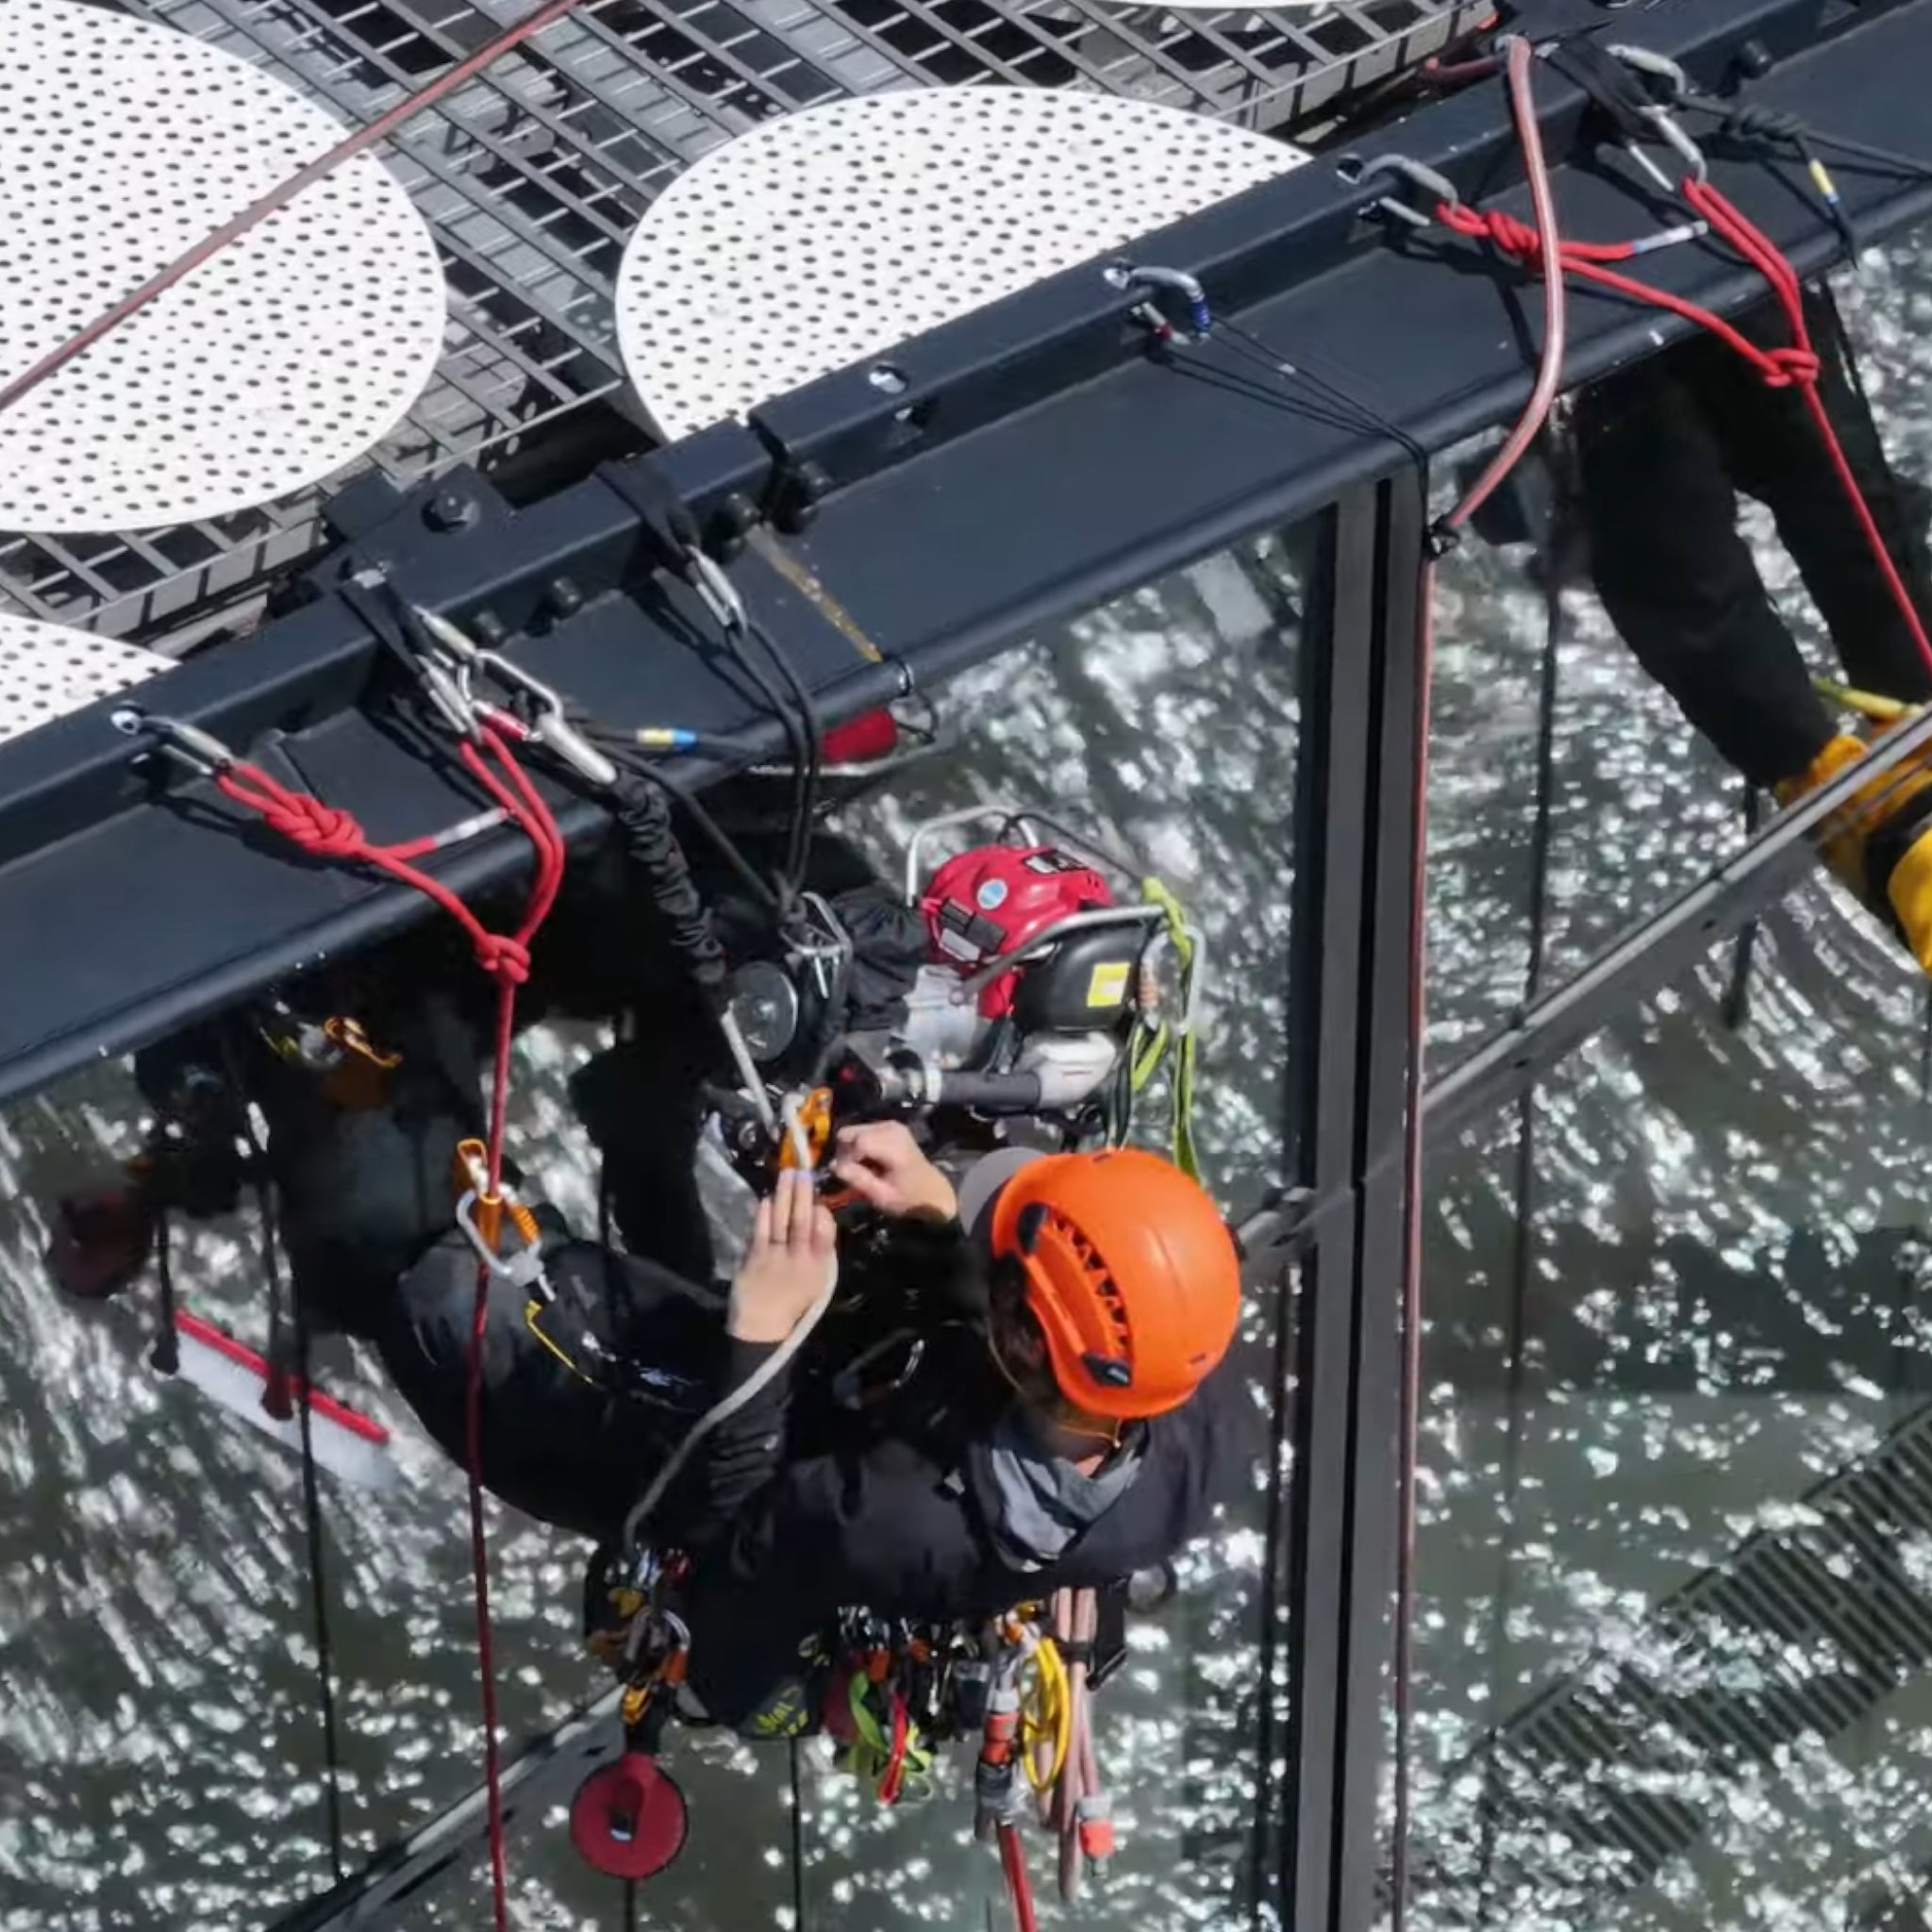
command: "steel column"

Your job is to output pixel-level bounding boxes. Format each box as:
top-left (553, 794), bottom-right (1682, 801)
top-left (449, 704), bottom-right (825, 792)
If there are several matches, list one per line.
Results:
top-left (1276, 470), bottom-right (1427, 1931)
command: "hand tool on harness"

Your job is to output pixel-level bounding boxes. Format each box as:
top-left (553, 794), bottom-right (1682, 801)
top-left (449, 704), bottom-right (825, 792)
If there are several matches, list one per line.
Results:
top-left (823, 1614), bottom-right (940, 1804)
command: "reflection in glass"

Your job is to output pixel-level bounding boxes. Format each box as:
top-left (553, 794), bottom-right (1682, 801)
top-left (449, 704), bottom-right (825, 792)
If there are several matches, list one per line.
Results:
top-left (0, 525), bottom-right (1311, 1928)
top-left (1413, 889), bottom-right (1932, 1930)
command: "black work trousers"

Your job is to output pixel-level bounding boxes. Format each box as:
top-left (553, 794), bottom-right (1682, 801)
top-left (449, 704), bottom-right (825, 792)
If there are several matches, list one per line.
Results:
top-left (1575, 290), bottom-right (1932, 790)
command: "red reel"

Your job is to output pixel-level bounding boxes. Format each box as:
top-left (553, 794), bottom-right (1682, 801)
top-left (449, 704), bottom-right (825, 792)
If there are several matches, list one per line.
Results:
top-left (569, 1751), bottom-right (690, 1881)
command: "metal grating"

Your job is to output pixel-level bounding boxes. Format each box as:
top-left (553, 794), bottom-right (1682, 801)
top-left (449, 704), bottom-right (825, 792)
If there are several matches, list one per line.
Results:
top-left (1, 0), bottom-right (1485, 641)
top-left (1413, 1400), bottom-right (1932, 1924)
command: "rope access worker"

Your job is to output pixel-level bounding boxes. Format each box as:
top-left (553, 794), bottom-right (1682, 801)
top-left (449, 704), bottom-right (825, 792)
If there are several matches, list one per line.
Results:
top-left (668, 1124), bottom-right (1251, 1731)
top-left (1572, 285), bottom-right (1932, 965)
top-left (49, 899), bottom-right (1255, 1733)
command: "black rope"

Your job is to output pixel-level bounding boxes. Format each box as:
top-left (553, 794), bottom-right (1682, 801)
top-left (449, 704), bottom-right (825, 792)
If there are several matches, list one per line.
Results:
top-left (1721, 784), bottom-right (1764, 1032)
top-left (624, 1879), bottom-right (640, 1929)
top-left (148, 1204), bottom-right (181, 1374)
top-left (289, 1257), bottom-right (347, 1883)
top-left (1682, 94), bottom-right (1932, 187)
top-left (226, 1048), bottom-right (346, 1883)
top-left (744, 614), bottom-right (824, 900)
top-left (1205, 321), bottom-right (1433, 525)
top-left (1472, 478), bottom-right (1566, 1917)
top-left (789, 1738), bottom-right (808, 1932)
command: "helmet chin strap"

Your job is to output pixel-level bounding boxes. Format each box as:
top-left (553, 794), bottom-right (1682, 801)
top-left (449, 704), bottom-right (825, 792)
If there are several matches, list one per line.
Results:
top-left (985, 1323), bottom-right (1123, 1454)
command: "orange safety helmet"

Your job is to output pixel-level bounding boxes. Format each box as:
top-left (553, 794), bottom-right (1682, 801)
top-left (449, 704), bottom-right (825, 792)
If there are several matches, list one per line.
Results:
top-left (987, 1148), bottom-right (1241, 1422)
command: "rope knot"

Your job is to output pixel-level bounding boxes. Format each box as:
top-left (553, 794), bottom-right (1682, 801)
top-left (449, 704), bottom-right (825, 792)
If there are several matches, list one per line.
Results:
top-left (261, 795), bottom-right (367, 858)
top-left (1761, 346), bottom-right (1822, 389)
top-left (474, 934), bottom-right (531, 985)
top-left (1442, 203), bottom-right (1544, 266)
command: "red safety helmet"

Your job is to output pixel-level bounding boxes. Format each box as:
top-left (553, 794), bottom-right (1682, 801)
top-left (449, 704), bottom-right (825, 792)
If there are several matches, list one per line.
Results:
top-left (987, 1148), bottom-right (1241, 1422)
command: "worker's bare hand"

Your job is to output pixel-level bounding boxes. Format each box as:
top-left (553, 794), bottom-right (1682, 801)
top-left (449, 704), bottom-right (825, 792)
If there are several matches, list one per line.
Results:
top-left (727, 1170), bottom-right (839, 1344)
top-left (829, 1121), bottom-right (958, 1222)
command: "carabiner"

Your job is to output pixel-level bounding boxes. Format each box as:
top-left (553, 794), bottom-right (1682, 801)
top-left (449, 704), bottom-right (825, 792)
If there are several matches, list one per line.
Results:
top-left (1353, 152), bottom-right (1463, 228)
top-left (1107, 262), bottom-right (1211, 337)
top-left (1606, 43), bottom-right (1708, 184)
top-left (111, 706), bottom-right (239, 779)
top-left (1606, 43), bottom-right (1690, 102)
top-left (687, 547), bottom-right (748, 636)
top-left (454, 1186), bottom-right (550, 1294)
top-left (410, 605), bottom-right (618, 788)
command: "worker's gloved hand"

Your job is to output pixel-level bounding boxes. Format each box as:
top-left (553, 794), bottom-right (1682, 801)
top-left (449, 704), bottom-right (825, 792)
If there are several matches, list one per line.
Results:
top-left (828, 1122), bottom-right (958, 1224)
top-left (728, 1171), bottom-right (839, 1344)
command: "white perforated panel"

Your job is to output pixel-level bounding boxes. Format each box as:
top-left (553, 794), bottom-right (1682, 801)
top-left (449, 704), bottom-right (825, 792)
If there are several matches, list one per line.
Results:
top-left (0, 615), bottom-right (171, 748)
top-left (616, 87), bottom-right (1308, 441)
top-left (0, 0), bottom-right (448, 536)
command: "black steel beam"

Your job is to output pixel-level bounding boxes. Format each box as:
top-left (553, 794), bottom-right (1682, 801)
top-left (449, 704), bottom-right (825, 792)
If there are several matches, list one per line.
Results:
top-left (2, 0), bottom-right (1931, 1107)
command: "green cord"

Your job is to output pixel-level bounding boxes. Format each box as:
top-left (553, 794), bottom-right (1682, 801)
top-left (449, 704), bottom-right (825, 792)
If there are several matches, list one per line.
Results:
top-left (1126, 878), bottom-right (1202, 1180)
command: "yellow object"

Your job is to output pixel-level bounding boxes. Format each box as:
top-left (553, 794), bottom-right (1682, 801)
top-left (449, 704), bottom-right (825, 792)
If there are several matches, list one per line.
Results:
top-left (1814, 675), bottom-right (1915, 724)
top-left (776, 1086), bottom-right (834, 1173)
top-left (1018, 1632), bottom-right (1072, 1792)
top-left (452, 1136), bottom-right (541, 1249)
top-left (1085, 961), bottom-right (1131, 1008)
top-left (1777, 721), bottom-right (1932, 972)
top-left (1125, 878), bottom-right (1201, 1180)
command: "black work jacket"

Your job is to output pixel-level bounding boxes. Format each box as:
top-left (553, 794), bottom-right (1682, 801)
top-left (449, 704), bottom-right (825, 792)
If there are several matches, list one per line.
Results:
top-left (678, 1218), bottom-right (1257, 1723)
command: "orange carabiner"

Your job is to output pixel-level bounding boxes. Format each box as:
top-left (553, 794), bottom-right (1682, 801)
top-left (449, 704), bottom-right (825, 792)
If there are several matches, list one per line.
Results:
top-left (453, 1137), bottom-right (539, 1250)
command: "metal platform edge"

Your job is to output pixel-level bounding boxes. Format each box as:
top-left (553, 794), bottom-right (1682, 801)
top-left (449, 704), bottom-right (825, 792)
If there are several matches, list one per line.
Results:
top-left (0, 0), bottom-right (1927, 1112)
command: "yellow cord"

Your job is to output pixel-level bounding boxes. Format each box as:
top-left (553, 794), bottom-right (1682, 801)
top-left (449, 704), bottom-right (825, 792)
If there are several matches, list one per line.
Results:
top-left (1018, 1634), bottom-right (1072, 1791)
top-left (1815, 675), bottom-right (1919, 724)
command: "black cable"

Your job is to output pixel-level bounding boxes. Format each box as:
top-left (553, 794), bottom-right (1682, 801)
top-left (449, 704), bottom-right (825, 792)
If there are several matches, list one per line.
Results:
top-left (588, 732), bottom-right (782, 918)
top-left (743, 613), bottom-right (824, 897)
top-left (290, 1258), bottom-right (347, 1883)
top-left (1680, 94), bottom-right (1932, 186)
top-left (1211, 321), bottom-right (1433, 523)
top-left (149, 1204), bottom-right (181, 1374)
top-left (226, 1046), bottom-right (346, 1882)
top-left (624, 1879), bottom-right (640, 1930)
top-left (1721, 784), bottom-right (1763, 1031)
top-left (789, 1737), bottom-right (808, 1932)
top-left (712, 619), bottom-right (815, 902)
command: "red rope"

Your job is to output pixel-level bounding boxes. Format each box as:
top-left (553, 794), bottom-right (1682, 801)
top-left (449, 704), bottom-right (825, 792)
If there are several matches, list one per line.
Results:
top-left (215, 722), bottom-right (565, 1930)
top-left (997, 1823), bottom-right (1041, 1932)
top-left (1431, 175), bottom-right (1932, 683)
